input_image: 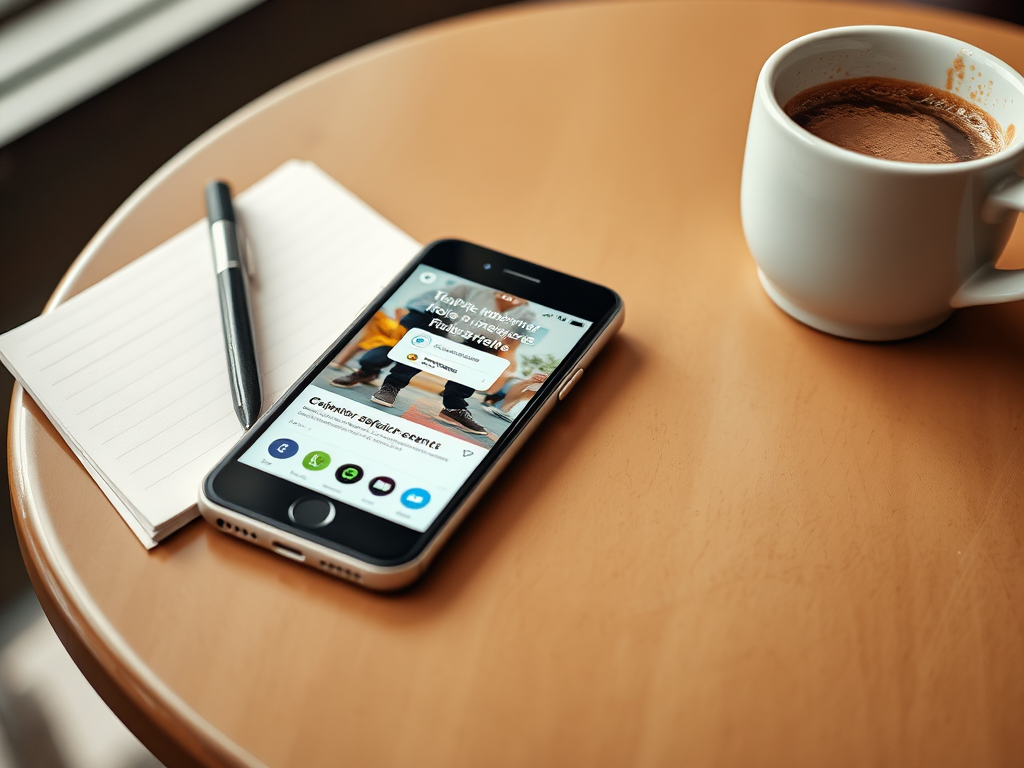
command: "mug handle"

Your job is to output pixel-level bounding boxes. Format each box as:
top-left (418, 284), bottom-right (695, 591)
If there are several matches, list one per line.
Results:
top-left (953, 175), bottom-right (1024, 307)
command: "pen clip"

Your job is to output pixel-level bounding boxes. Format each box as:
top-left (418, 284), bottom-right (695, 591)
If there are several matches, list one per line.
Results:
top-left (236, 216), bottom-right (256, 283)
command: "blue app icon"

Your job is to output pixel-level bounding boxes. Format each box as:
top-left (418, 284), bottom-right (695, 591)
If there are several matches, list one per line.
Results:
top-left (400, 488), bottom-right (431, 510)
top-left (411, 334), bottom-right (431, 348)
top-left (268, 438), bottom-right (299, 459)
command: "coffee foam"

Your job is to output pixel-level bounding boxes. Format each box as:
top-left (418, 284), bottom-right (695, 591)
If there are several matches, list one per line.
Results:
top-left (784, 77), bottom-right (1004, 163)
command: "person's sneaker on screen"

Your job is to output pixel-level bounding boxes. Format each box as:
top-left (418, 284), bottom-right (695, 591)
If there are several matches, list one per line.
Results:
top-left (438, 408), bottom-right (488, 435)
top-left (371, 383), bottom-right (400, 407)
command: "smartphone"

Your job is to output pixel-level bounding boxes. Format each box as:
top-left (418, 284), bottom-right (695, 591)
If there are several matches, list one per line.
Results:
top-left (199, 239), bottom-right (623, 590)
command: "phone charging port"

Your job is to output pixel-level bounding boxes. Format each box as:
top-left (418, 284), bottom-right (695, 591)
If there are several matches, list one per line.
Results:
top-left (272, 542), bottom-right (306, 562)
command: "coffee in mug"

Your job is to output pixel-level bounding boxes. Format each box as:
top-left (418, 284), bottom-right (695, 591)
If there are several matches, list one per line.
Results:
top-left (785, 76), bottom-right (1006, 163)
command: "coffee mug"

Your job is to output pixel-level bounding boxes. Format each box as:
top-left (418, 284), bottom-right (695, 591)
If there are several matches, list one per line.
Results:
top-left (741, 26), bottom-right (1024, 341)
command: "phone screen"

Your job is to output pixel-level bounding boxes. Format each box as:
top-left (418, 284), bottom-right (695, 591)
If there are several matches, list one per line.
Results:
top-left (236, 263), bottom-right (592, 532)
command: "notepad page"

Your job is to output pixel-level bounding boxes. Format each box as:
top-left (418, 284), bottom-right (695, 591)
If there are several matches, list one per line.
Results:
top-left (0, 160), bottom-right (421, 546)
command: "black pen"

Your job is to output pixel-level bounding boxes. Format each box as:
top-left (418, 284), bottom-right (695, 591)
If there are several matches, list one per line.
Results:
top-left (206, 180), bottom-right (262, 430)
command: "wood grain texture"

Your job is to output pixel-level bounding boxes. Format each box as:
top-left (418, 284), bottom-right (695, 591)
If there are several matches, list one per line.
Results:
top-left (10, 1), bottom-right (1024, 765)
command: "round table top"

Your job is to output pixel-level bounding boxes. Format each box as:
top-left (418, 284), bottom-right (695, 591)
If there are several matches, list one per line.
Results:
top-left (11, 1), bottom-right (1024, 765)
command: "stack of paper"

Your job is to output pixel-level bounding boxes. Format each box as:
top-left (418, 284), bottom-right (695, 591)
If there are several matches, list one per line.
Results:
top-left (0, 161), bottom-right (420, 547)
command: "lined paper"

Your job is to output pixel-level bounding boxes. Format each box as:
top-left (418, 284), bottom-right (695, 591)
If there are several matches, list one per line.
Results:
top-left (0, 161), bottom-right (420, 546)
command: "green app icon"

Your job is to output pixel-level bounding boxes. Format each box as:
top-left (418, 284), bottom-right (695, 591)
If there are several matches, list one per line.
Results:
top-left (302, 451), bottom-right (331, 471)
top-left (335, 463), bottom-right (363, 484)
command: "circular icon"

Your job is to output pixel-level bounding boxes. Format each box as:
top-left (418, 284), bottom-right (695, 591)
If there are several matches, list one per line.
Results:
top-left (400, 488), bottom-right (431, 510)
top-left (335, 463), bottom-right (364, 484)
top-left (410, 334), bottom-right (431, 348)
top-left (419, 272), bottom-right (437, 284)
top-left (406, 353), bottom-right (418, 361)
top-left (301, 451), bottom-right (331, 471)
top-left (368, 476), bottom-right (396, 496)
top-left (268, 438), bottom-right (299, 459)
top-left (288, 497), bottom-right (335, 528)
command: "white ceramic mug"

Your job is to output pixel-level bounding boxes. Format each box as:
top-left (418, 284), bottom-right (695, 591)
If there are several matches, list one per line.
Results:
top-left (741, 26), bottom-right (1024, 341)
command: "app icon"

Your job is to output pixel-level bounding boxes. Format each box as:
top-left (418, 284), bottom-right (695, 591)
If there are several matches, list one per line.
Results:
top-left (410, 334), bottom-right (431, 348)
top-left (335, 463), bottom-right (364, 484)
top-left (400, 488), bottom-right (431, 510)
top-left (406, 353), bottom-right (418, 361)
top-left (268, 438), bottom-right (299, 459)
top-left (368, 476), bottom-right (396, 496)
top-left (302, 451), bottom-right (331, 471)
top-left (419, 272), bottom-right (437, 284)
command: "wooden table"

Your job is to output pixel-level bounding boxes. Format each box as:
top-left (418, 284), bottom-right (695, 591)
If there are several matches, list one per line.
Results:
top-left (10, 1), bottom-right (1024, 765)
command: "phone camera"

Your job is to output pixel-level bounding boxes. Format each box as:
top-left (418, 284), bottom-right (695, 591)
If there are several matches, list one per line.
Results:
top-left (483, 263), bottom-right (492, 270)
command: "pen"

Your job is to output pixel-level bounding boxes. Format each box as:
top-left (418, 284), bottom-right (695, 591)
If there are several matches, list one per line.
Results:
top-left (206, 180), bottom-right (262, 430)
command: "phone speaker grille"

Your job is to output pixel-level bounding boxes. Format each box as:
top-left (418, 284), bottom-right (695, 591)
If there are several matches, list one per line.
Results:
top-left (320, 560), bottom-right (363, 581)
top-left (502, 268), bottom-right (540, 283)
top-left (217, 518), bottom-right (257, 540)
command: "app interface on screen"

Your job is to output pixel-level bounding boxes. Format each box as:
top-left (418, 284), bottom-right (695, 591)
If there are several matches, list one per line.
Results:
top-left (239, 265), bottom-right (592, 531)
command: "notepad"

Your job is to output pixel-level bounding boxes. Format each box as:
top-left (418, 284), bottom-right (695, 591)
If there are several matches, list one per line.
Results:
top-left (0, 161), bottom-right (421, 547)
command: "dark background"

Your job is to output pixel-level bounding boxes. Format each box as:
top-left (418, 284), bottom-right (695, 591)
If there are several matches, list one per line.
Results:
top-left (2, 0), bottom-right (1023, 612)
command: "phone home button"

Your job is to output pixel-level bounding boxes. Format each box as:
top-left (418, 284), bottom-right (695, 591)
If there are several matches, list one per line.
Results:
top-left (288, 497), bottom-right (336, 529)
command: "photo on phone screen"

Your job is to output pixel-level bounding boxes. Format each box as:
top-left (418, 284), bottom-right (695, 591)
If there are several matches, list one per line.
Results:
top-left (234, 262), bottom-right (595, 534)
